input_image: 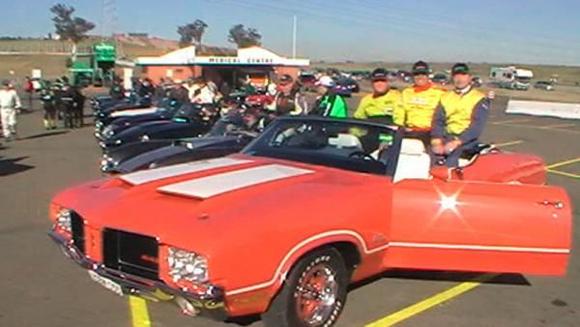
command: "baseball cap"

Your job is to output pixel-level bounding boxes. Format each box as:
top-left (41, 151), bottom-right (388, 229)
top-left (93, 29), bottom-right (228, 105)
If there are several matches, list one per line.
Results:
top-left (316, 75), bottom-right (336, 88)
top-left (278, 74), bottom-right (293, 85)
top-left (412, 61), bottom-right (431, 75)
top-left (452, 63), bottom-right (470, 75)
top-left (371, 68), bottom-right (389, 81)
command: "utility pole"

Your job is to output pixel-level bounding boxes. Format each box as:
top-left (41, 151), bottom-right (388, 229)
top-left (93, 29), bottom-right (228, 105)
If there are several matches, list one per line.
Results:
top-left (292, 15), bottom-right (297, 58)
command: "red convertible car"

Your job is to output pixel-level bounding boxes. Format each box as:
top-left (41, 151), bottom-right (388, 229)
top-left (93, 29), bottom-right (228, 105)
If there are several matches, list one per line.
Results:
top-left (49, 117), bottom-right (572, 327)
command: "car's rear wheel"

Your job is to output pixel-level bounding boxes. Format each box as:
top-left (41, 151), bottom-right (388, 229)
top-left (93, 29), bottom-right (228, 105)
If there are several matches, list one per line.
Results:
top-left (262, 247), bottom-right (349, 327)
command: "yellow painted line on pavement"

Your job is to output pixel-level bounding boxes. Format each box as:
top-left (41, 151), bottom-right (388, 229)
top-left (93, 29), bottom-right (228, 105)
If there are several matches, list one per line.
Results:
top-left (548, 169), bottom-right (580, 179)
top-left (495, 140), bottom-right (524, 147)
top-left (547, 157), bottom-right (580, 169)
top-left (492, 118), bottom-right (531, 125)
top-left (365, 274), bottom-right (497, 327)
top-left (129, 296), bottom-right (152, 327)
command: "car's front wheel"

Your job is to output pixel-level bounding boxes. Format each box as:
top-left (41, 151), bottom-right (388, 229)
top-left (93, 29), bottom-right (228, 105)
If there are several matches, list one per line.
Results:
top-left (262, 247), bottom-right (349, 327)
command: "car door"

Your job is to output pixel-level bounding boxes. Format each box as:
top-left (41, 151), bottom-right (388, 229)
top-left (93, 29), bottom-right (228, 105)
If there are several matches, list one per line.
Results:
top-left (385, 178), bottom-right (572, 276)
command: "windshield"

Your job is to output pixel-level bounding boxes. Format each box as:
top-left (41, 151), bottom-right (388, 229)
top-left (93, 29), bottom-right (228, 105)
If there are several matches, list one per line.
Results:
top-left (243, 118), bottom-right (397, 175)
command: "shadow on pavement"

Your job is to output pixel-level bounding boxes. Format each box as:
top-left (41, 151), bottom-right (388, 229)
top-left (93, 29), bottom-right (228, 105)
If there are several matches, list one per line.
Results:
top-left (0, 156), bottom-right (34, 177)
top-left (226, 315), bottom-right (261, 326)
top-left (349, 269), bottom-right (529, 292)
top-left (20, 130), bottom-right (69, 140)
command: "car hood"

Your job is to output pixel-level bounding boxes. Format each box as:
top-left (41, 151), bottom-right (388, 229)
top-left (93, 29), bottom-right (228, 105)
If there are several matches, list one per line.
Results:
top-left (114, 144), bottom-right (190, 173)
top-left (113, 135), bottom-right (245, 173)
top-left (110, 120), bottom-right (181, 140)
top-left (105, 140), bottom-right (176, 161)
top-left (53, 155), bottom-right (382, 253)
top-left (111, 112), bottom-right (167, 126)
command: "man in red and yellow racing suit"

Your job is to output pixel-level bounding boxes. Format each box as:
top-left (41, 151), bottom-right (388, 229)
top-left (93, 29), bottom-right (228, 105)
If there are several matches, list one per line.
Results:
top-left (394, 61), bottom-right (446, 144)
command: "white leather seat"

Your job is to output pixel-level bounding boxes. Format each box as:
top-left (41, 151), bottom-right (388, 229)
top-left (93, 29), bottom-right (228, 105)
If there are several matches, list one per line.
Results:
top-left (328, 133), bottom-right (362, 149)
top-left (393, 138), bottom-right (431, 182)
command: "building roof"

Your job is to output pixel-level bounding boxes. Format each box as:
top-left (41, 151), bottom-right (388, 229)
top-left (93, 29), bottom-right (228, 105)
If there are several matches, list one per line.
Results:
top-left (135, 45), bottom-right (309, 67)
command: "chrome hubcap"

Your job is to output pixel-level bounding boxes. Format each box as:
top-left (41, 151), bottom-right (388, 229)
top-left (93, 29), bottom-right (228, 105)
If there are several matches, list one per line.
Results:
top-left (295, 263), bottom-right (338, 326)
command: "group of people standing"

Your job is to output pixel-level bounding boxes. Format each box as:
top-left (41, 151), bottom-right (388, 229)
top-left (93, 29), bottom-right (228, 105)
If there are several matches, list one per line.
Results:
top-left (267, 61), bottom-right (491, 167)
top-left (39, 78), bottom-right (86, 130)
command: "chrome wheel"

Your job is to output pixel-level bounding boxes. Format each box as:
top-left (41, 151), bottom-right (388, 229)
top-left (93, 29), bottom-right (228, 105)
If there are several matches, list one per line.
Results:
top-left (294, 263), bottom-right (339, 327)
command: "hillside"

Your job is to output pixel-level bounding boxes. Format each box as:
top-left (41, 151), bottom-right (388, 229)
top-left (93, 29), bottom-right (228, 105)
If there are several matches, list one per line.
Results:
top-left (0, 36), bottom-right (180, 79)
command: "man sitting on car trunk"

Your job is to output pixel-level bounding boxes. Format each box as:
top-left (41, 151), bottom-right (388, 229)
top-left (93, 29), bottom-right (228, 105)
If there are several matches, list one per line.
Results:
top-left (354, 68), bottom-right (401, 124)
top-left (431, 63), bottom-right (490, 167)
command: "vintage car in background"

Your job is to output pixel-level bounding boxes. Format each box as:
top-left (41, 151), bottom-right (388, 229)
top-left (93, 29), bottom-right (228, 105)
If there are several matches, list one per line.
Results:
top-left (99, 103), bottom-right (218, 150)
top-left (104, 132), bottom-right (256, 174)
top-left (49, 117), bottom-right (571, 327)
top-left (95, 99), bottom-right (182, 140)
top-left (100, 107), bottom-right (260, 172)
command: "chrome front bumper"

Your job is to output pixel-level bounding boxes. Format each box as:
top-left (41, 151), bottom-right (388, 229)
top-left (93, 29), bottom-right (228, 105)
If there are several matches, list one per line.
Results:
top-left (48, 230), bottom-right (228, 321)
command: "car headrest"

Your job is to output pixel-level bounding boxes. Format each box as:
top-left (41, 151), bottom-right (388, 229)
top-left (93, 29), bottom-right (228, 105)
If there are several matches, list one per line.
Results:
top-left (401, 138), bottom-right (426, 155)
top-left (328, 133), bottom-right (362, 149)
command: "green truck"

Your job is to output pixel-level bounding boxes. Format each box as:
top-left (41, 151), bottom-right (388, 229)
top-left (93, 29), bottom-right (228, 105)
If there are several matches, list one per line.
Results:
top-left (69, 42), bottom-right (117, 86)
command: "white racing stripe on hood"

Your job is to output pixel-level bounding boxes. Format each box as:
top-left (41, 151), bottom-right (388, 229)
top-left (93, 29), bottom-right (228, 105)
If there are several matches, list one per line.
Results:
top-left (120, 157), bottom-right (253, 185)
top-left (110, 107), bottom-right (159, 117)
top-left (158, 164), bottom-right (314, 199)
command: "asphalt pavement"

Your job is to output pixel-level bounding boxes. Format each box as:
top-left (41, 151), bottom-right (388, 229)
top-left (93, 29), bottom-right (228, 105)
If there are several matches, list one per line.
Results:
top-left (0, 95), bottom-right (578, 327)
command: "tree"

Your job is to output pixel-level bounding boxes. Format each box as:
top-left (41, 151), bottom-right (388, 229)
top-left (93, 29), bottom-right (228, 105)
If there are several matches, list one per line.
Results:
top-left (177, 19), bottom-right (208, 47)
top-left (50, 3), bottom-right (95, 60)
top-left (227, 24), bottom-right (262, 48)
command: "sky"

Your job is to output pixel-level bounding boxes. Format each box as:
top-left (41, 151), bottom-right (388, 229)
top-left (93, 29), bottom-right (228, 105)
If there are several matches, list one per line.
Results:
top-left (1, 0), bottom-right (580, 66)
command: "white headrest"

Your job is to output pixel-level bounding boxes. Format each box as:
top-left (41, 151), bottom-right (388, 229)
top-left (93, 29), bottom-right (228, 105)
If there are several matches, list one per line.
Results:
top-left (329, 133), bottom-right (362, 149)
top-left (401, 138), bottom-right (426, 155)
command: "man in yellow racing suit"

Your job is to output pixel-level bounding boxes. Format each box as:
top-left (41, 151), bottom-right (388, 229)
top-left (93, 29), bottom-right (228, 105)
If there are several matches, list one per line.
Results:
top-left (431, 63), bottom-right (490, 167)
top-left (354, 68), bottom-right (400, 124)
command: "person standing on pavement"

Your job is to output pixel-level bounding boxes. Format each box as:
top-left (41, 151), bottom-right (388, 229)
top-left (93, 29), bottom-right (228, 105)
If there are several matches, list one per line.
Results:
top-left (0, 80), bottom-right (22, 141)
top-left (431, 63), bottom-right (490, 167)
top-left (354, 68), bottom-right (401, 124)
top-left (394, 61), bottom-right (446, 143)
top-left (267, 74), bottom-right (308, 116)
top-left (59, 84), bottom-right (75, 129)
top-left (72, 85), bottom-right (85, 128)
top-left (40, 81), bottom-right (57, 130)
top-left (311, 76), bottom-right (348, 118)
top-left (110, 78), bottom-right (125, 100)
top-left (24, 76), bottom-right (34, 111)
top-left (190, 77), bottom-right (217, 104)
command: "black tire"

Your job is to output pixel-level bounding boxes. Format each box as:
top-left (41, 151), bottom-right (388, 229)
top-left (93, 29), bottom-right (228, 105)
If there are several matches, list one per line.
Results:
top-left (262, 247), bottom-right (349, 327)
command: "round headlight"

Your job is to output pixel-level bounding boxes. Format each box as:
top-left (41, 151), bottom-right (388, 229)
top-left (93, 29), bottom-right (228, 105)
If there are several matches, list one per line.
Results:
top-left (140, 135), bottom-right (150, 142)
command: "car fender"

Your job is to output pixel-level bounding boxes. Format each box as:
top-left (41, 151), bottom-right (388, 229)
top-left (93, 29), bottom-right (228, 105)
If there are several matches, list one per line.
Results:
top-left (226, 229), bottom-right (374, 298)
